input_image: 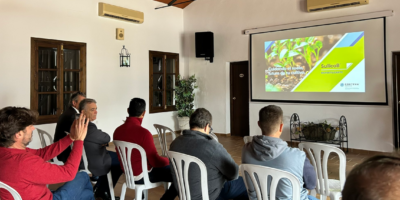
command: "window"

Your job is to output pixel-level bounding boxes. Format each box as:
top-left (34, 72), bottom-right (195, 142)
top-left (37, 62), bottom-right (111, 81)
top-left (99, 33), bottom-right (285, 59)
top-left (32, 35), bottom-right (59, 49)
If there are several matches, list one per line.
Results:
top-left (31, 38), bottom-right (86, 124)
top-left (149, 51), bottom-right (179, 113)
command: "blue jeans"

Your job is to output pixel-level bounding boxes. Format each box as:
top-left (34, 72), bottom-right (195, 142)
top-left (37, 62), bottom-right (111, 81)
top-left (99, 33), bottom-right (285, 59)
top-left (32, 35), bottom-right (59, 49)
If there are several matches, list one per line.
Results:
top-left (217, 176), bottom-right (248, 200)
top-left (52, 172), bottom-right (94, 200)
top-left (135, 165), bottom-right (178, 200)
top-left (308, 195), bottom-right (319, 200)
top-left (94, 151), bottom-right (123, 196)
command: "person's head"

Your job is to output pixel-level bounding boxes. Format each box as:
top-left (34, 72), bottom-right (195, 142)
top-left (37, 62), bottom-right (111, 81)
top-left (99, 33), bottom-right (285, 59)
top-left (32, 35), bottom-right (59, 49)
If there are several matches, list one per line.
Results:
top-left (69, 91), bottom-right (86, 110)
top-left (79, 99), bottom-right (97, 121)
top-left (189, 108), bottom-right (212, 134)
top-left (342, 155), bottom-right (400, 200)
top-left (128, 98), bottom-right (146, 118)
top-left (258, 105), bottom-right (283, 138)
top-left (0, 107), bottom-right (38, 148)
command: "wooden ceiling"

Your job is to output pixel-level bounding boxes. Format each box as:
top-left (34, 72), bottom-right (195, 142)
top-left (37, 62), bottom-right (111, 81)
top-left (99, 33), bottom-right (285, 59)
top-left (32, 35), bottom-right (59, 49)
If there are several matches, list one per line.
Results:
top-left (154, 0), bottom-right (194, 9)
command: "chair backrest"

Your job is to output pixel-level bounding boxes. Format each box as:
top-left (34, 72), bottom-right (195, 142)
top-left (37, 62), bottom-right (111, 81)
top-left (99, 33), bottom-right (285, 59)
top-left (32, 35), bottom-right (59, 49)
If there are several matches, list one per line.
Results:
top-left (243, 136), bottom-right (253, 144)
top-left (240, 164), bottom-right (301, 200)
top-left (0, 181), bottom-right (22, 200)
top-left (81, 146), bottom-right (91, 174)
top-left (113, 140), bottom-right (152, 189)
top-left (36, 128), bottom-right (63, 165)
top-left (153, 124), bottom-right (176, 157)
top-left (299, 142), bottom-right (346, 196)
top-left (167, 151), bottom-right (209, 200)
top-left (36, 128), bottom-right (53, 148)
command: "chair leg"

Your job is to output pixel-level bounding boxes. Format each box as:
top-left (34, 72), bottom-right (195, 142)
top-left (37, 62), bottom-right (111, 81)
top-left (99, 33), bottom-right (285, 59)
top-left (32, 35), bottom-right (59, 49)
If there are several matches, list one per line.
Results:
top-left (144, 189), bottom-right (149, 200)
top-left (310, 189), bottom-right (317, 197)
top-left (330, 192), bottom-right (342, 200)
top-left (107, 172), bottom-right (115, 200)
top-left (163, 182), bottom-right (169, 192)
top-left (135, 187), bottom-right (143, 200)
top-left (120, 183), bottom-right (127, 200)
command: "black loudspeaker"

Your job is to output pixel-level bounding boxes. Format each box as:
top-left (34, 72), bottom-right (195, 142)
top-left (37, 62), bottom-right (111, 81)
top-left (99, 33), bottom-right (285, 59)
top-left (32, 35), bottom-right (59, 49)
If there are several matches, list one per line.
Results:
top-left (195, 32), bottom-right (214, 63)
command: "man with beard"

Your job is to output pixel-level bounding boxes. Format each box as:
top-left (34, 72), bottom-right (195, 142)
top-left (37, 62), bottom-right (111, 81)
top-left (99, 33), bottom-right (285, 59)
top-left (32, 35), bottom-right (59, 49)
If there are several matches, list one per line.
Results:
top-left (0, 106), bottom-right (93, 200)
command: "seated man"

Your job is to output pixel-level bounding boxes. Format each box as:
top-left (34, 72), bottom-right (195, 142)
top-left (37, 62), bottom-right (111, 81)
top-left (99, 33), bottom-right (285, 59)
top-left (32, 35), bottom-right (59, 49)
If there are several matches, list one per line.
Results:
top-left (170, 108), bottom-right (248, 200)
top-left (242, 105), bottom-right (317, 200)
top-left (342, 155), bottom-right (400, 200)
top-left (54, 91), bottom-right (86, 169)
top-left (79, 99), bottom-right (123, 200)
top-left (113, 98), bottom-right (177, 200)
top-left (0, 107), bottom-right (93, 200)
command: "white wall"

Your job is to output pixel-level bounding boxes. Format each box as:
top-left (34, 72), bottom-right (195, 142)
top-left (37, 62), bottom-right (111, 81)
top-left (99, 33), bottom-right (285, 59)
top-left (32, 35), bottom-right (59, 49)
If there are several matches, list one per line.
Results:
top-left (0, 0), bottom-right (184, 149)
top-left (183, 0), bottom-right (399, 152)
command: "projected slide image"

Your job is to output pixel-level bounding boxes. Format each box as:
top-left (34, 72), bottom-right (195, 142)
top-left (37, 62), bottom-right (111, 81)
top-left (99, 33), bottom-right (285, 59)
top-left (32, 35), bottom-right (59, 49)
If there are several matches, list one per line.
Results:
top-left (264, 32), bottom-right (365, 92)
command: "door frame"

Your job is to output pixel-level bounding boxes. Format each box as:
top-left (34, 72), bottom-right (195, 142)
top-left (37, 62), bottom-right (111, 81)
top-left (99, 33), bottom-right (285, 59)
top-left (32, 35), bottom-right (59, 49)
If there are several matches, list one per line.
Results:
top-left (392, 52), bottom-right (400, 149)
top-left (229, 61), bottom-right (250, 137)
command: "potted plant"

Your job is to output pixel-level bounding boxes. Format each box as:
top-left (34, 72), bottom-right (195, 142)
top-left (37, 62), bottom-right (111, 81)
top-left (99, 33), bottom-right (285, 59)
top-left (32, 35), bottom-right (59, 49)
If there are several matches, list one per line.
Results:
top-left (174, 74), bottom-right (198, 131)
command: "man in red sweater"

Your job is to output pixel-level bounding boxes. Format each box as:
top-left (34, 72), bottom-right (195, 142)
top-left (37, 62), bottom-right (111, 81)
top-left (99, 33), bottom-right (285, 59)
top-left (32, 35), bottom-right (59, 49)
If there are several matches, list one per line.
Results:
top-left (113, 98), bottom-right (177, 200)
top-left (0, 107), bottom-right (93, 200)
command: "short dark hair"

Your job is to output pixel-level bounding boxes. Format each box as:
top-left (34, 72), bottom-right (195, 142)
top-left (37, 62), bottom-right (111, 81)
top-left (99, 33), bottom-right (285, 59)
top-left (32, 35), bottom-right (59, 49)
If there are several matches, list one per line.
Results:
top-left (128, 98), bottom-right (146, 117)
top-left (69, 91), bottom-right (85, 107)
top-left (190, 108), bottom-right (212, 129)
top-left (258, 105), bottom-right (283, 136)
top-left (342, 155), bottom-right (400, 200)
top-left (0, 107), bottom-right (38, 147)
top-left (79, 98), bottom-right (97, 112)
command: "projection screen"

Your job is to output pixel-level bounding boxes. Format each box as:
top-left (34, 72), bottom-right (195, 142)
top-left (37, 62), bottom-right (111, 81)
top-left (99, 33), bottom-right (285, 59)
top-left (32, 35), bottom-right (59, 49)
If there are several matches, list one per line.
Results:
top-left (250, 18), bottom-right (387, 105)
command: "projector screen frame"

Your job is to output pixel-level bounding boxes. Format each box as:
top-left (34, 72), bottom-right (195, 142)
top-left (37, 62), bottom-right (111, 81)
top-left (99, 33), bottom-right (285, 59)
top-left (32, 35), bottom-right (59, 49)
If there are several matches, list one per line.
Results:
top-left (249, 17), bottom-right (388, 106)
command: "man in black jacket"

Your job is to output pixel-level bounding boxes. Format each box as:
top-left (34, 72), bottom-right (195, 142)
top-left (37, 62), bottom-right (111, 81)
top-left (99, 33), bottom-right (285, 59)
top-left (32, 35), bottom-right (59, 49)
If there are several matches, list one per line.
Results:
top-left (170, 108), bottom-right (248, 200)
top-left (79, 99), bottom-right (123, 200)
top-left (54, 91), bottom-right (85, 169)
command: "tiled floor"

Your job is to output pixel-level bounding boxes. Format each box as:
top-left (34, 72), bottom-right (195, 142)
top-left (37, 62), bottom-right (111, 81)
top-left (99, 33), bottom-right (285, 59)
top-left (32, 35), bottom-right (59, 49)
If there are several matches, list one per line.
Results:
top-left (49, 135), bottom-right (391, 200)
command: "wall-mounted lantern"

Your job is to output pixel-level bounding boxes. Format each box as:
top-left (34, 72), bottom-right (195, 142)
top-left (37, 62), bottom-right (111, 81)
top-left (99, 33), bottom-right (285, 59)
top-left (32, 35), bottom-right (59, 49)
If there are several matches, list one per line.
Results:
top-left (120, 45), bottom-right (130, 67)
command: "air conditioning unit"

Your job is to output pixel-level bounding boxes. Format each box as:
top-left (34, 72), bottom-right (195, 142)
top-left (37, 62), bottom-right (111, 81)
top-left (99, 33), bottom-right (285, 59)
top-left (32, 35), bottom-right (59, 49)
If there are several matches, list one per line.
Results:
top-left (98, 3), bottom-right (144, 24)
top-left (307, 0), bottom-right (369, 12)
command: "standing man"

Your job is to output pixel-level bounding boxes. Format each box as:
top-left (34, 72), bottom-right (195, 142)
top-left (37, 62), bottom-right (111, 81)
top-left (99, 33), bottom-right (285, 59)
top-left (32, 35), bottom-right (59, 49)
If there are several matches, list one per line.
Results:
top-left (170, 108), bottom-right (248, 200)
top-left (0, 107), bottom-right (93, 200)
top-left (113, 98), bottom-right (178, 200)
top-left (54, 91), bottom-right (85, 167)
top-left (241, 105), bottom-right (318, 200)
top-left (79, 99), bottom-right (123, 200)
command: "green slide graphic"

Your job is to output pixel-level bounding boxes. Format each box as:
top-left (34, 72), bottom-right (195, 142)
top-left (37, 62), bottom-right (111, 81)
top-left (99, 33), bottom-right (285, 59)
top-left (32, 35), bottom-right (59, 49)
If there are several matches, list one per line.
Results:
top-left (293, 36), bottom-right (365, 92)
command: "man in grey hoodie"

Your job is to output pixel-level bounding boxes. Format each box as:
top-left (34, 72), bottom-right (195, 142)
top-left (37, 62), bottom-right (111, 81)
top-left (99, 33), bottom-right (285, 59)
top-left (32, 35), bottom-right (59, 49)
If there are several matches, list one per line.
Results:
top-left (170, 108), bottom-right (248, 200)
top-left (241, 105), bottom-right (318, 200)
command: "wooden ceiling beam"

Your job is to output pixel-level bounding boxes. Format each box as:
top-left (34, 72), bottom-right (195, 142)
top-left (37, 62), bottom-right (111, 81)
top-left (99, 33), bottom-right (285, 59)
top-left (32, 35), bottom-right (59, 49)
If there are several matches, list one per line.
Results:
top-left (154, 0), bottom-right (194, 9)
top-left (168, 0), bottom-right (178, 6)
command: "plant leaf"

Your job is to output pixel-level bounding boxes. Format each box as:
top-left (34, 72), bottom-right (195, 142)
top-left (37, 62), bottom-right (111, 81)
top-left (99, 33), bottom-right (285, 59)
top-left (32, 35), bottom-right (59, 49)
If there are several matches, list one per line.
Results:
top-left (316, 41), bottom-right (323, 49)
top-left (279, 49), bottom-right (288, 60)
top-left (294, 42), bottom-right (308, 49)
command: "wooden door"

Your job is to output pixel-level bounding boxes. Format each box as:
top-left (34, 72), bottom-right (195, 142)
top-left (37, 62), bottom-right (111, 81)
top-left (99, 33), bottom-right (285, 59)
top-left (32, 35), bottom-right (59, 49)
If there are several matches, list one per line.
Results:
top-left (393, 52), bottom-right (400, 148)
top-left (230, 61), bottom-right (249, 137)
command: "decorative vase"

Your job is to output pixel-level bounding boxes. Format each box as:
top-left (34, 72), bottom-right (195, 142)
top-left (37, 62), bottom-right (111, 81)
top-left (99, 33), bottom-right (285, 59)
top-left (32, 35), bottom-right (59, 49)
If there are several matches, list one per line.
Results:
top-left (177, 117), bottom-right (190, 132)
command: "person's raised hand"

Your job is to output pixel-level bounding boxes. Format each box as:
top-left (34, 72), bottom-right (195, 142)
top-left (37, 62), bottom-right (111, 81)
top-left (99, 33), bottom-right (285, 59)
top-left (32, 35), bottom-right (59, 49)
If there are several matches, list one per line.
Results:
top-left (69, 120), bottom-right (77, 141)
top-left (75, 114), bottom-right (89, 141)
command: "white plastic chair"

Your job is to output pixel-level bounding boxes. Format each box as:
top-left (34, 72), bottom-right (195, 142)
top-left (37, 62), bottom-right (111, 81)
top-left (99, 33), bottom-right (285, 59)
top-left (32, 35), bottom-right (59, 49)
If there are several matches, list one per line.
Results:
top-left (167, 151), bottom-right (209, 200)
top-left (243, 136), bottom-right (254, 144)
top-left (240, 164), bottom-right (301, 200)
top-left (36, 128), bottom-right (64, 165)
top-left (81, 147), bottom-right (115, 200)
top-left (299, 142), bottom-right (346, 200)
top-left (153, 124), bottom-right (177, 157)
top-left (113, 140), bottom-right (169, 200)
top-left (0, 181), bottom-right (22, 200)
